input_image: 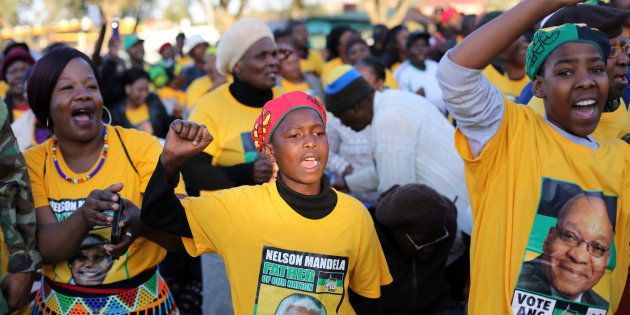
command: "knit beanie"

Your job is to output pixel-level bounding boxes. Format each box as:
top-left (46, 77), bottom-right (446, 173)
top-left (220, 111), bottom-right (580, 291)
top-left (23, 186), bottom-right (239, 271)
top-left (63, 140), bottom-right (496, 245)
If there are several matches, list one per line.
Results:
top-left (216, 18), bottom-right (274, 76)
top-left (526, 23), bottom-right (610, 80)
top-left (1, 48), bottom-right (35, 81)
top-left (543, 4), bottom-right (629, 39)
top-left (324, 65), bottom-right (374, 113)
top-left (375, 184), bottom-right (456, 236)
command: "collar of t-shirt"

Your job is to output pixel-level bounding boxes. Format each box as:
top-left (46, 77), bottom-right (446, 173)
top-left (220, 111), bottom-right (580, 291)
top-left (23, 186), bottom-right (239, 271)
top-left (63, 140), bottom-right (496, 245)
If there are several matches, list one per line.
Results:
top-left (543, 116), bottom-right (599, 150)
top-left (229, 75), bottom-right (274, 108)
top-left (275, 173), bottom-right (338, 220)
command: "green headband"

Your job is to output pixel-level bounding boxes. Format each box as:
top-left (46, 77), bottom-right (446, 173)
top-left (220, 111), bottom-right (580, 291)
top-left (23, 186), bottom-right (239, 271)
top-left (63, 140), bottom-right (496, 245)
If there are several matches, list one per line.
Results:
top-left (526, 23), bottom-right (611, 81)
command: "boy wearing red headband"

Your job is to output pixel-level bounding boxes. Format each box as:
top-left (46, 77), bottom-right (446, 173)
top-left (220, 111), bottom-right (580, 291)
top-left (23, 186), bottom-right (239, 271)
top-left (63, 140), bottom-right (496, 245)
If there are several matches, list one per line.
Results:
top-left (141, 91), bottom-right (391, 314)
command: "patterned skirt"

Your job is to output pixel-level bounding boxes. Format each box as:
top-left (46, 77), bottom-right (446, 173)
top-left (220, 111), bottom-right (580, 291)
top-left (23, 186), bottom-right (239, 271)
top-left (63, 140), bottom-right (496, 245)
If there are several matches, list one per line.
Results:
top-left (34, 269), bottom-right (178, 315)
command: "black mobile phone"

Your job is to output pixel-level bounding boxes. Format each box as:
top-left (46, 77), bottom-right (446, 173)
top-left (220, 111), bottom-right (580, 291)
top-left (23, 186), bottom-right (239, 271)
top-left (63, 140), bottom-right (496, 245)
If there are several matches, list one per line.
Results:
top-left (110, 194), bottom-right (124, 244)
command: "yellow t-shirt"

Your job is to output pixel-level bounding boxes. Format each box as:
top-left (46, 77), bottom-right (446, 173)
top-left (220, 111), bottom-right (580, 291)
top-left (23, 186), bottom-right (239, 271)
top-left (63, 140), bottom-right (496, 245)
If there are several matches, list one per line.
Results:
top-left (0, 81), bottom-right (8, 100)
top-left (157, 86), bottom-right (186, 109)
top-left (186, 76), bottom-right (212, 109)
top-left (299, 49), bottom-right (325, 76)
top-left (176, 55), bottom-right (193, 69)
top-left (181, 182), bottom-right (392, 315)
top-left (384, 69), bottom-right (399, 89)
top-left (279, 77), bottom-right (310, 94)
top-left (322, 58), bottom-right (343, 85)
top-left (529, 97), bottom-right (630, 142)
top-left (482, 65), bottom-right (529, 103)
top-left (125, 103), bottom-right (153, 135)
top-left (390, 62), bottom-right (401, 74)
top-left (457, 100), bottom-right (630, 314)
top-left (188, 84), bottom-right (279, 166)
top-left (24, 125), bottom-right (186, 285)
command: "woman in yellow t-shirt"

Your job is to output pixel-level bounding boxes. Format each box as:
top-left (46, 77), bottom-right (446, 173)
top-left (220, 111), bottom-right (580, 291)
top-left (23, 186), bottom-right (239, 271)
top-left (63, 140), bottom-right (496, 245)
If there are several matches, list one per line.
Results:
top-left (277, 49), bottom-right (323, 99)
top-left (345, 36), bottom-right (399, 89)
top-left (381, 25), bottom-right (409, 71)
top-left (142, 91), bottom-right (392, 314)
top-left (109, 68), bottom-right (173, 139)
top-left (186, 18), bottom-right (279, 195)
top-left (185, 48), bottom-right (228, 111)
top-left (322, 26), bottom-right (356, 82)
top-left (25, 47), bottom-right (182, 314)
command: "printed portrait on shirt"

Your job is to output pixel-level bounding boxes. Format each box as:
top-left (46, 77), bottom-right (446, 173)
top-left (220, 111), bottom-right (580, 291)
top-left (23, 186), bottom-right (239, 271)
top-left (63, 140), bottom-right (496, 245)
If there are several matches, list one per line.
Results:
top-left (68, 234), bottom-right (114, 286)
top-left (512, 178), bottom-right (617, 315)
top-left (254, 246), bottom-right (348, 314)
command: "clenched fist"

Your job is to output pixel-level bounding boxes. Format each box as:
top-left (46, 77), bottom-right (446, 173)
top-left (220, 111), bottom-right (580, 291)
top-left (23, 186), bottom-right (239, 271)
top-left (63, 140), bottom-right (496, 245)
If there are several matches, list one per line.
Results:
top-left (161, 120), bottom-right (213, 171)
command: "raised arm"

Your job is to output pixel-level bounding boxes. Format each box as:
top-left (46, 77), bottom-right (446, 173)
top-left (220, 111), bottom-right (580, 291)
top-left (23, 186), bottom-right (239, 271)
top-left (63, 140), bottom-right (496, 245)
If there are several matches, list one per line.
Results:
top-left (449, 0), bottom-right (579, 69)
top-left (141, 120), bottom-right (212, 236)
top-left (437, 0), bottom-right (583, 157)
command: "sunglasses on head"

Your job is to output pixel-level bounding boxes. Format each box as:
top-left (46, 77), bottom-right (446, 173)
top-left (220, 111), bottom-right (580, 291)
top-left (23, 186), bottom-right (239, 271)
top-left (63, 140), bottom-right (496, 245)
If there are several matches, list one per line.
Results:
top-left (405, 226), bottom-right (449, 251)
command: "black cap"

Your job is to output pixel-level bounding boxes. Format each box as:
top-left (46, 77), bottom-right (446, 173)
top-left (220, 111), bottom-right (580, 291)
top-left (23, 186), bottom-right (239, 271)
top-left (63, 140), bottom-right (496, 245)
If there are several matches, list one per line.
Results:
top-left (543, 4), bottom-right (630, 39)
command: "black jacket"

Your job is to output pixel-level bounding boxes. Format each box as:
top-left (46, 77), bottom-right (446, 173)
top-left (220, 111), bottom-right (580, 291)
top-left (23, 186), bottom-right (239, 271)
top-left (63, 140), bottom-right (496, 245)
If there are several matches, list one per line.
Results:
top-left (109, 93), bottom-right (172, 138)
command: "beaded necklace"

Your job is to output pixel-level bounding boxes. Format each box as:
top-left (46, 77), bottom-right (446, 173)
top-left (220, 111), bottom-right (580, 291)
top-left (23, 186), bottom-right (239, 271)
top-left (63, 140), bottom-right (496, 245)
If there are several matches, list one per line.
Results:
top-left (52, 127), bottom-right (108, 184)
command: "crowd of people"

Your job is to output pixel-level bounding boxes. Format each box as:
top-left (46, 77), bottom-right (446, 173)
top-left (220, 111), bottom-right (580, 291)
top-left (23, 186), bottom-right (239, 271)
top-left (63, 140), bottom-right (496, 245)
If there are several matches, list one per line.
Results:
top-left (0, 0), bottom-right (629, 314)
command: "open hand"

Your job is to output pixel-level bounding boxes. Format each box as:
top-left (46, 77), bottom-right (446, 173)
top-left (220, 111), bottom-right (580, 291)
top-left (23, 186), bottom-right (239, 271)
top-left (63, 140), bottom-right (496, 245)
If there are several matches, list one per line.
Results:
top-left (79, 183), bottom-right (123, 229)
top-left (162, 120), bottom-right (213, 169)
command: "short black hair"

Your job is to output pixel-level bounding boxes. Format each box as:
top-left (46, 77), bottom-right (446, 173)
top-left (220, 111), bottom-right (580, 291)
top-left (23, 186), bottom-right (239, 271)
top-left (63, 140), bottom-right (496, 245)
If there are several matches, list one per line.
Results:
top-left (122, 67), bottom-right (150, 86)
top-left (476, 11), bottom-right (503, 30)
top-left (273, 28), bottom-right (291, 41)
top-left (382, 24), bottom-right (408, 68)
top-left (287, 19), bottom-right (305, 34)
top-left (406, 31), bottom-right (430, 50)
top-left (356, 57), bottom-right (386, 81)
top-left (28, 46), bottom-right (100, 129)
top-left (326, 26), bottom-right (354, 61)
top-left (344, 35), bottom-right (368, 56)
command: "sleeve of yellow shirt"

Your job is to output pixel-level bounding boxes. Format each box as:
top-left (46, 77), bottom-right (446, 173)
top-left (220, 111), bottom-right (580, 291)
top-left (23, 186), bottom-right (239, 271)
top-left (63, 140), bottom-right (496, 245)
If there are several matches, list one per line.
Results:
top-left (348, 198), bottom-right (393, 298)
top-left (180, 188), bottom-right (239, 256)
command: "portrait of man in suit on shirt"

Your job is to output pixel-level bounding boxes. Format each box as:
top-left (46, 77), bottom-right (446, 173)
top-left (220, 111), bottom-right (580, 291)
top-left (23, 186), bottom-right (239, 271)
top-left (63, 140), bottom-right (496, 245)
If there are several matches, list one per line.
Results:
top-left (517, 193), bottom-right (612, 308)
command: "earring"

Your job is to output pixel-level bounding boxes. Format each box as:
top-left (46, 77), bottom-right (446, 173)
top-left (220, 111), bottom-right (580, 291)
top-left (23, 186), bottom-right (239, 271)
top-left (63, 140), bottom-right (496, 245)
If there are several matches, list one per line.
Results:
top-left (102, 106), bottom-right (112, 125)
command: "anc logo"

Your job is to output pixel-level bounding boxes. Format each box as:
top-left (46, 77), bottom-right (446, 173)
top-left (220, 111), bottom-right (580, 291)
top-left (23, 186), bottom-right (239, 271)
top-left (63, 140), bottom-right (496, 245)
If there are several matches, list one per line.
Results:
top-left (315, 272), bottom-right (344, 295)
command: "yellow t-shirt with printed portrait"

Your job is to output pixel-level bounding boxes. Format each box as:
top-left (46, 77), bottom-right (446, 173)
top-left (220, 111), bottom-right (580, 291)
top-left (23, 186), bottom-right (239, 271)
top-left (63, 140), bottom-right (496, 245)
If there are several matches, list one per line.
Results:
top-left (188, 84), bottom-right (280, 167)
top-left (459, 100), bottom-right (630, 315)
top-left (24, 125), bottom-right (185, 285)
top-left (528, 96), bottom-right (630, 142)
top-left (181, 182), bottom-right (392, 315)
top-left (299, 49), bottom-right (325, 76)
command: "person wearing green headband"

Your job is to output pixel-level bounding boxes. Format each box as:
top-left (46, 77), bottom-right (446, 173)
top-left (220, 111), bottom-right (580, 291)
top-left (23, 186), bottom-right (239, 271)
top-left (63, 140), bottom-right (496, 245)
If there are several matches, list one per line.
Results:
top-left (436, 0), bottom-right (630, 314)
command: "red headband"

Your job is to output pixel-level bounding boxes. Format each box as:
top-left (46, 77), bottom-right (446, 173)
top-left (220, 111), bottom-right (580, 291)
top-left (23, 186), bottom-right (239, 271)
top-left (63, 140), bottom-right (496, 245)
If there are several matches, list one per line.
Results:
top-left (252, 91), bottom-right (327, 152)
